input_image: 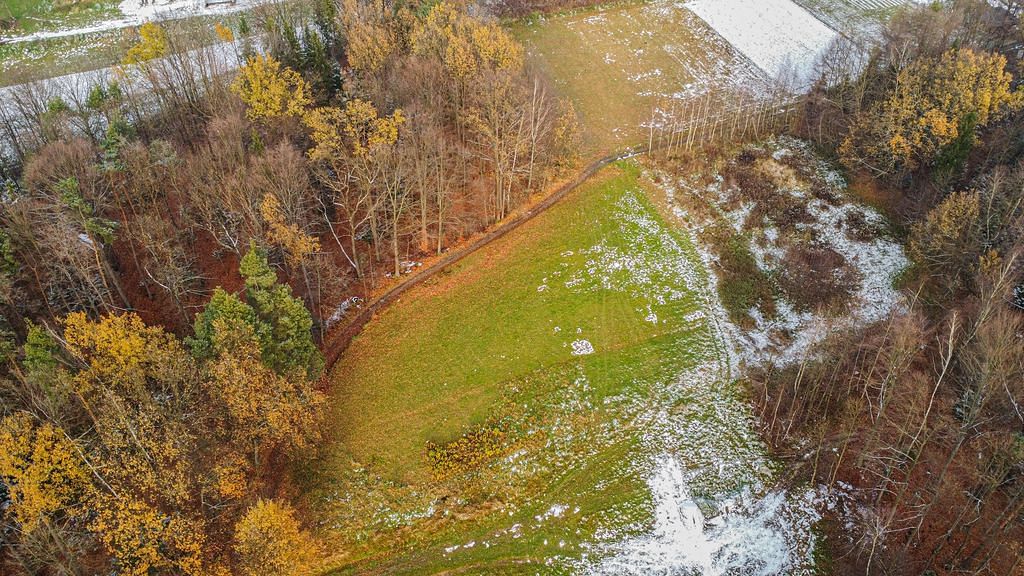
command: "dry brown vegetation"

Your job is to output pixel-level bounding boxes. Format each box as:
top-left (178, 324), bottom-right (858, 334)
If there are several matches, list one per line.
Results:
top-left (754, 2), bottom-right (1024, 574)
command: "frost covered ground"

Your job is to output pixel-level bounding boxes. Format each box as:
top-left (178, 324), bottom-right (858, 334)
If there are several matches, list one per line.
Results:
top-left (685, 0), bottom-right (838, 88)
top-left (311, 163), bottom-right (834, 575)
top-left (657, 136), bottom-right (908, 367)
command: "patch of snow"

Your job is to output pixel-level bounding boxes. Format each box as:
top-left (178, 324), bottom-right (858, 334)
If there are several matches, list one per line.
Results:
top-left (644, 304), bottom-right (658, 324)
top-left (325, 296), bottom-right (362, 329)
top-left (536, 503), bottom-right (570, 522)
top-left (662, 136), bottom-right (908, 367)
top-left (686, 0), bottom-right (838, 87)
top-left (571, 340), bottom-right (595, 356)
top-left (589, 455), bottom-right (822, 576)
top-left (563, 189), bottom-right (702, 306)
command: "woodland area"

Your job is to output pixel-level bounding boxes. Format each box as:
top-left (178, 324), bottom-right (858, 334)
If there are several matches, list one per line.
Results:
top-left (742, 2), bottom-right (1024, 574)
top-left (0, 0), bottom-right (576, 573)
top-left (2, 0), bottom-right (1024, 573)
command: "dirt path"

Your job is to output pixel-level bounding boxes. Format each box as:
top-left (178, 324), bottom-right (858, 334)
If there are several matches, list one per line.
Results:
top-left (320, 145), bottom-right (645, 370)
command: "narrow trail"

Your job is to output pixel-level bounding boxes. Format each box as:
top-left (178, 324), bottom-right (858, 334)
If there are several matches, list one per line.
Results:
top-left (320, 145), bottom-right (646, 371)
top-left (319, 90), bottom-right (794, 371)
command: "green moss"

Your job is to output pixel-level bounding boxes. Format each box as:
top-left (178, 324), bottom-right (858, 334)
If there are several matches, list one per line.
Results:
top-left (707, 223), bottom-right (776, 327)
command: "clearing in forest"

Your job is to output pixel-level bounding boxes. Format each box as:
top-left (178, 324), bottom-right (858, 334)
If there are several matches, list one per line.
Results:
top-left (308, 0), bottom-right (918, 573)
top-left (308, 162), bottom-right (820, 575)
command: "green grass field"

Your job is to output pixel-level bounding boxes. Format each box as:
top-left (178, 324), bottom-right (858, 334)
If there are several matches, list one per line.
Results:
top-left (305, 163), bottom-right (704, 571)
top-left (511, 0), bottom-right (761, 154)
top-left (1, 0), bottom-right (119, 35)
top-left (303, 162), bottom-right (797, 574)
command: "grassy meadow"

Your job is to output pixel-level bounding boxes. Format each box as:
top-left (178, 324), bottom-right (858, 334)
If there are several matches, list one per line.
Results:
top-left (1, 0), bottom-right (119, 35)
top-left (511, 0), bottom-right (762, 154)
top-left (302, 162), bottom-right (776, 573)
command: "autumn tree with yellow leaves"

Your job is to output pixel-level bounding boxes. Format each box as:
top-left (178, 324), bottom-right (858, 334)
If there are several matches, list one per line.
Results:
top-left (305, 99), bottom-right (408, 275)
top-left (410, 1), bottom-right (523, 113)
top-left (1, 259), bottom-right (324, 575)
top-left (0, 413), bottom-right (90, 533)
top-left (339, 0), bottom-right (396, 76)
top-left (840, 49), bottom-right (1022, 177)
top-left (231, 54), bottom-right (312, 122)
top-left (0, 1), bottom-right (575, 573)
top-left (207, 319), bottom-right (324, 465)
top-left (233, 499), bottom-right (320, 576)
top-left (60, 312), bottom-right (213, 575)
top-left (123, 22), bottom-right (169, 66)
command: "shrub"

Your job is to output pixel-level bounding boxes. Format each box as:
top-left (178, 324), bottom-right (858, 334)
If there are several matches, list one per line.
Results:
top-left (234, 499), bottom-right (319, 576)
top-left (908, 190), bottom-right (981, 301)
top-left (706, 223), bottom-right (776, 327)
top-left (777, 245), bottom-right (860, 313)
top-left (426, 425), bottom-right (507, 478)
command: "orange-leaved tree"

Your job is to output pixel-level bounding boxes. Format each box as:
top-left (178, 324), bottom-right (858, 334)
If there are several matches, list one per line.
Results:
top-left (233, 499), bottom-right (320, 576)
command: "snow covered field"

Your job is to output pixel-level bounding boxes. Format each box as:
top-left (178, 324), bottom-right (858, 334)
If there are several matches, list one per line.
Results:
top-left (685, 0), bottom-right (839, 87)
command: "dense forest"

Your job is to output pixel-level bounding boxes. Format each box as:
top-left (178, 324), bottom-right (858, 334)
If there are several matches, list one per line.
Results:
top-left (0, 0), bottom-right (576, 573)
top-left (0, 0), bottom-right (1023, 574)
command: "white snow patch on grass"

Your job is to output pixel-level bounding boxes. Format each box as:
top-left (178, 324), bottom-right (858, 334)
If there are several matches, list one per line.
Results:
top-left (660, 137), bottom-right (908, 367)
top-left (578, 360), bottom-right (820, 574)
top-left (571, 339), bottom-right (595, 356)
top-left (738, 141), bottom-right (908, 366)
top-left (536, 503), bottom-right (570, 522)
top-left (563, 190), bottom-right (702, 305)
top-left (590, 456), bottom-right (822, 576)
top-left (3, 0), bottom-right (269, 43)
top-left (686, 0), bottom-right (838, 87)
